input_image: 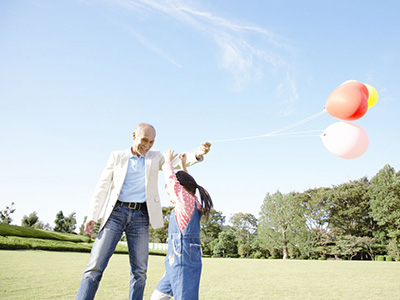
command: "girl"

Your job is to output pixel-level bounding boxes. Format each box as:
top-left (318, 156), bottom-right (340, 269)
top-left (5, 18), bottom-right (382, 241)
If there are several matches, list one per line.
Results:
top-left (151, 149), bottom-right (213, 300)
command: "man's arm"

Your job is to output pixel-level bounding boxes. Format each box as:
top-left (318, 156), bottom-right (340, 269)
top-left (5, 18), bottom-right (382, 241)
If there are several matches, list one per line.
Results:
top-left (85, 152), bottom-right (115, 235)
top-left (182, 141), bottom-right (211, 168)
top-left (158, 142), bottom-right (211, 171)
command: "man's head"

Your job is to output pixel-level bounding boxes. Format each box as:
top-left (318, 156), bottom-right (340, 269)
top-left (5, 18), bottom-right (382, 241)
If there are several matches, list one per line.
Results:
top-left (132, 123), bottom-right (156, 157)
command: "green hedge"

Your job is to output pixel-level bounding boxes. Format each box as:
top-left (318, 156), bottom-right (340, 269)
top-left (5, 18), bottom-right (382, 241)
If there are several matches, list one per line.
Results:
top-left (0, 224), bottom-right (91, 243)
top-left (0, 235), bottom-right (167, 255)
top-left (375, 255), bottom-right (385, 261)
top-left (0, 235), bottom-right (93, 252)
top-left (0, 224), bottom-right (167, 255)
top-left (385, 256), bottom-right (394, 262)
top-left (375, 255), bottom-right (396, 262)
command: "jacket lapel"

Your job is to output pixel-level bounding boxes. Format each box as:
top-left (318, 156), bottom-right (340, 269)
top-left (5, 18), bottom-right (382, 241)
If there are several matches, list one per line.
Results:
top-left (145, 151), bottom-right (152, 189)
top-left (116, 150), bottom-right (130, 186)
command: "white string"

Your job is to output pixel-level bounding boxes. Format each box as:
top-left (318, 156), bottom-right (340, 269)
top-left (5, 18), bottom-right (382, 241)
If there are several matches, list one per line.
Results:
top-left (209, 110), bottom-right (326, 143)
top-left (267, 130), bottom-right (324, 137)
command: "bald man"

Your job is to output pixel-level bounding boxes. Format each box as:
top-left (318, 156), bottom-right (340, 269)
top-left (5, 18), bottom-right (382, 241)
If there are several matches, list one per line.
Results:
top-left (77, 123), bottom-right (211, 300)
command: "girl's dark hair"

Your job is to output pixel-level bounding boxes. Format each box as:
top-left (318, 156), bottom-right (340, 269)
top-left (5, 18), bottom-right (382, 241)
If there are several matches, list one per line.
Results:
top-left (175, 171), bottom-right (213, 220)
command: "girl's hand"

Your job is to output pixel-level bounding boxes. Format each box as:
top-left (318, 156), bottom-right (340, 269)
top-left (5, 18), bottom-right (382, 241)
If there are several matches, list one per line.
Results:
top-left (164, 149), bottom-right (178, 163)
top-left (179, 153), bottom-right (187, 165)
top-left (179, 153), bottom-right (188, 173)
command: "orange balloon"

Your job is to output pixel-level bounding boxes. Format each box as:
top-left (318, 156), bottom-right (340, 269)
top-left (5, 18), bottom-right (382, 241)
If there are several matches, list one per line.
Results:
top-left (325, 82), bottom-right (369, 121)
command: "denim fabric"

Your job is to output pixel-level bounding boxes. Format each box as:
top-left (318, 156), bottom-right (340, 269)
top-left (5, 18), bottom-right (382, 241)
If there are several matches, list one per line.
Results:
top-left (153, 204), bottom-right (202, 300)
top-left (76, 203), bottom-right (149, 300)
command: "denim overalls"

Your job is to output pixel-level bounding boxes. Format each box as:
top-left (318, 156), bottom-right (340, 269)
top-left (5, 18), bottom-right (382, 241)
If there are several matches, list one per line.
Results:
top-left (155, 204), bottom-right (203, 300)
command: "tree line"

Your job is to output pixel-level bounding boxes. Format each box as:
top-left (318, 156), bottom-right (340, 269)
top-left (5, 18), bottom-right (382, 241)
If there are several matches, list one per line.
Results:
top-left (1, 164), bottom-right (399, 260)
top-left (0, 204), bottom-right (77, 234)
top-left (150, 164), bottom-right (400, 260)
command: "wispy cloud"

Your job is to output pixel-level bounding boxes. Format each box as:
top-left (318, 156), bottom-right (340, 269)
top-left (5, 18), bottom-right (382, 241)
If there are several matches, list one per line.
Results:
top-left (110, 0), bottom-right (298, 110)
top-left (128, 28), bottom-right (182, 68)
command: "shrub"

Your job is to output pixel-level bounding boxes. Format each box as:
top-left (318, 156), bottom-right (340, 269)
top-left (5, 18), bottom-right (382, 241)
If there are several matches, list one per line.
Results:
top-left (375, 255), bottom-right (385, 261)
top-left (0, 236), bottom-right (30, 250)
top-left (0, 224), bottom-right (91, 243)
top-left (0, 235), bottom-right (93, 252)
top-left (387, 239), bottom-right (400, 262)
top-left (385, 256), bottom-right (394, 262)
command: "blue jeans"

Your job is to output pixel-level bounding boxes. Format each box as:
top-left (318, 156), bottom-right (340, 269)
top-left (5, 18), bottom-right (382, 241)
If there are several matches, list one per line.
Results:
top-left (76, 204), bottom-right (149, 300)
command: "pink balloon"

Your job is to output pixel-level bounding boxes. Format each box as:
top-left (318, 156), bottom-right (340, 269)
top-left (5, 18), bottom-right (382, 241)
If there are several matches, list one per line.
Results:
top-left (321, 122), bottom-right (369, 159)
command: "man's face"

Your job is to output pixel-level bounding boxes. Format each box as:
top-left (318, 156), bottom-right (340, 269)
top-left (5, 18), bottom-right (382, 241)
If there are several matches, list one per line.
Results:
top-left (132, 126), bottom-right (156, 156)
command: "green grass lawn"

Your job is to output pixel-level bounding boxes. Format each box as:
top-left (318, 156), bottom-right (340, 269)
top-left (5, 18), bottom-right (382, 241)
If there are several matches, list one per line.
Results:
top-left (0, 250), bottom-right (399, 300)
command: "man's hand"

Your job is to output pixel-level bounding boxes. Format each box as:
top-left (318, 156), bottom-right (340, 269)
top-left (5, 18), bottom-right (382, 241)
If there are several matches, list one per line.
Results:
top-left (164, 149), bottom-right (178, 163)
top-left (84, 220), bottom-right (97, 236)
top-left (196, 142), bottom-right (211, 159)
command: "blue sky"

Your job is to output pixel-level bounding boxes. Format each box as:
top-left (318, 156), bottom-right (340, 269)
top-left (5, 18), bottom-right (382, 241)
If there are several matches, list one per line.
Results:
top-left (1, 0), bottom-right (399, 229)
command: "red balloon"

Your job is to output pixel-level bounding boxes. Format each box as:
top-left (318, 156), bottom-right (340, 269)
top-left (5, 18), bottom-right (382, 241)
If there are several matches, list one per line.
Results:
top-left (325, 82), bottom-right (369, 121)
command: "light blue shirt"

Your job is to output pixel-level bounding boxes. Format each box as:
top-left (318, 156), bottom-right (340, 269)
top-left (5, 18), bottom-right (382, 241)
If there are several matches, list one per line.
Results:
top-left (118, 151), bottom-right (146, 203)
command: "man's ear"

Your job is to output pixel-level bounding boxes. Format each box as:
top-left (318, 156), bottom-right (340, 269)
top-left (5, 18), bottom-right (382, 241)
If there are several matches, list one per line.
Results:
top-left (132, 132), bottom-right (136, 140)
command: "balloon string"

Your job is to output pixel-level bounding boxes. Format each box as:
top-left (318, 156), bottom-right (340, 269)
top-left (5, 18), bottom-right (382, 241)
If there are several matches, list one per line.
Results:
top-left (268, 130), bottom-right (324, 137)
top-left (209, 110), bottom-right (326, 143)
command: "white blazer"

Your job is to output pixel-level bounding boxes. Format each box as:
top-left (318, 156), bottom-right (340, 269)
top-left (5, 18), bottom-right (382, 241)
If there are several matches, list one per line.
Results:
top-left (87, 149), bottom-right (201, 230)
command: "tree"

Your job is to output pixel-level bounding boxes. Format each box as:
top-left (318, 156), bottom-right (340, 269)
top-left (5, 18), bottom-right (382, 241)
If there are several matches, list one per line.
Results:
top-left (149, 206), bottom-right (174, 243)
top-left (54, 211), bottom-right (77, 233)
top-left (54, 211), bottom-right (65, 232)
top-left (328, 178), bottom-right (373, 237)
top-left (21, 211), bottom-right (39, 227)
top-left (79, 216), bottom-right (87, 235)
top-left (200, 209), bottom-right (225, 255)
top-left (332, 235), bottom-right (361, 260)
top-left (332, 235), bottom-right (375, 260)
top-left (34, 221), bottom-right (52, 231)
top-left (299, 187), bottom-right (331, 230)
top-left (369, 164), bottom-right (400, 241)
top-left (0, 202), bottom-right (16, 224)
top-left (258, 191), bottom-right (306, 259)
top-left (64, 212), bottom-right (77, 233)
top-left (387, 238), bottom-right (400, 261)
top-left (230, 212), bottom-right (257, 257)
top-left (297, 188), bottom-right (334, 259)
top-left (230, 212), bottom-right (257, 244)
top-left (357, 236), bottom-right (376, 260)
top-left (213, 229), bottom-right (237, 258)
